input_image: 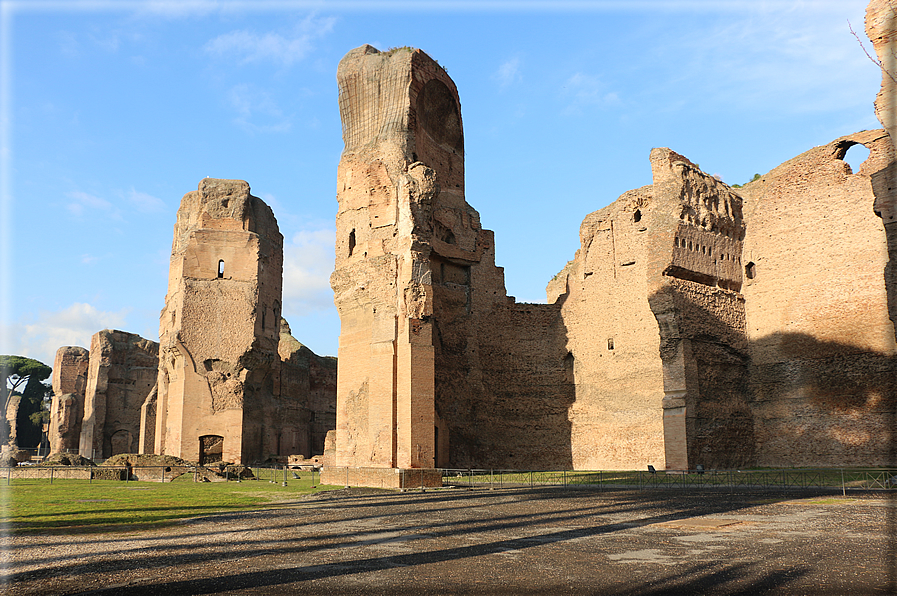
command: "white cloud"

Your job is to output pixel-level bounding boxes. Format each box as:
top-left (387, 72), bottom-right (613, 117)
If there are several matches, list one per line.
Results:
top-left (561, 72), bottom-right (621, 114)
top-left (203, 14), bottom-right (336, 67)
top-left (7, 303), bottom-right (130, 367)
top-left (65, 190), bottom-right (122, 219)
top-left (228, 83), bottom-right (292, 134)
top-left (650, 4), bottom-right (876, 115)
top-left (127, 188), bottom-right (166, 213)
top-left (282, 228), bottom-right (335, 316)
top-left (494, 57), bottom-right (522, 88)
top-left (58, 31), bottom-right (80, 58)
top-left (89, 32), bottom-right (121, 53)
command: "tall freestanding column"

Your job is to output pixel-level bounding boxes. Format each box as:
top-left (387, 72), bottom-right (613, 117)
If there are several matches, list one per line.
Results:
top-left (328, 45), bottom-right (470, 483)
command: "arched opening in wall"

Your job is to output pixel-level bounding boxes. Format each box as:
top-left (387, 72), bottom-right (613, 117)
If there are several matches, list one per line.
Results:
top-left (633, 209), bottom-right (642, 223)
top-left (607, 338), bottom-right (614, 350)
top-left (564, 352), bottom-right (575, 384)
top-left (218, 260), bottom-right (225, 278)
top-left (348, 229), bottom-right (356, 257)
top-left (199, 435), bottom-right (224, 466)
top-left (110, 430), bottom-right (130, 456)
top-left (745, 261), bottom-right (756, 280)
top-left (842, 143), bottom-right (870, 174)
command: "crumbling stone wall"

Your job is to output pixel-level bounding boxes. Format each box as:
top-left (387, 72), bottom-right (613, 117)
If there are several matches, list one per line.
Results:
top-left (646, 149), bottom-right (751, 471)
top-left (48, 346), bottom-right (90, 455)
top-left (328, 43), bottom-right (897, 478)
top-left (867, 0), bottom-right (897, 469)
top-left (277, 318), bottom-right (337, 458)
top-left (329, 46), bottom-right (574, 479)
top-left (151, 178), bottom-right (334, 465)
top-left (78, 330), bottom-right (159, 460)
top-left (740, 130), bottom-right (896, 467)
top-left (549, 148), bottom-right (750, 471)
top-left (449, 301), bottom-right (573, 469)
top-left (546, 186), bottom-right (667, 470)
top-left (153, 178), bottom-right (284, 465)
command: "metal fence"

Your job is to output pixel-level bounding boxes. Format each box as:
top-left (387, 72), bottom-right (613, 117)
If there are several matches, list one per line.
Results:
top-left (440, 468), bottom-right (897, 494)
top-left (3, 465), bottom-right (895, 493)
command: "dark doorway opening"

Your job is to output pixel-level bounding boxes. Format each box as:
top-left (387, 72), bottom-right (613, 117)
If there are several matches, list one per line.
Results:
top-left (199, 434), bottom-right (224, 466)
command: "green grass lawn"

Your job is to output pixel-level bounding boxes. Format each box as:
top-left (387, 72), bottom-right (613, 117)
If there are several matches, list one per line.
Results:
top-left (0, 473), bottom-right (341, 535)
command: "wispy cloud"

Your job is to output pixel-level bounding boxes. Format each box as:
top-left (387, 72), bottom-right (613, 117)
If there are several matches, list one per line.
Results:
top-left (228, 83), bottom-right (292, 134)
top-left (127, 188), bottom-right (166, 213)
top-left (644, 5), bottom-right (875, 116)
top-left (89, 32), bottom-right (121, 53)
top-left (282, 228), bottom-right (335, 315)
top-left (494, 57), bottom-right (522, 88)
top-left (65, 190), bottom-right (122, 219)
top-left (203, 14), bottom-right (336, 67)
top-left (561, 72), bottom-right (621, 115)
top-left (7, 303), bottom-right (130, 367)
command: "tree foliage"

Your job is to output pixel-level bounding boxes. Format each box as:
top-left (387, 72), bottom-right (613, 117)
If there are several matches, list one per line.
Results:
top-left (0, 355), bottom-right (52, 447)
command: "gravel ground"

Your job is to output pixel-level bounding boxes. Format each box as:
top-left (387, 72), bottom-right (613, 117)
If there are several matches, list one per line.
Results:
top-left (2, 487), bottom-right (894, 595)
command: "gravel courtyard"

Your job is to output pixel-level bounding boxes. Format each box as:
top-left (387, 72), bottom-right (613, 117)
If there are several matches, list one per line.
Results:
top-left (3, 486), bottom-right (893, 595)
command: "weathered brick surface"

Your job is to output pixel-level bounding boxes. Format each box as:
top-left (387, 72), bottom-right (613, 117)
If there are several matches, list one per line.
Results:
top-left (330, 44), bottom-right (897, 482)
top-left (332, 46), bottom-right (574, 473)
top-left (740, 130), bottom-right (896, 467)
top-left (153, 179), bottom-right (335, 465)
top-left (78, 330), bottom-right (159, 460)
top-left (49, 346), bottom-right (89, 455)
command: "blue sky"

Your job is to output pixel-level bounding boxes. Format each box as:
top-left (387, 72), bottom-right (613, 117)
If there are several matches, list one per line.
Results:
top-left (0, 0), bottom-right (880, 366)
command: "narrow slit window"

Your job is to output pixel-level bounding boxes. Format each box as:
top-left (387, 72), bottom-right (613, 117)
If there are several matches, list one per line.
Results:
top-left (607, 338), bottom-right (615, 350)
top-left (348, 229), bottom-right (356, 257)
top-left (218, 260), bottom-right (224, 278)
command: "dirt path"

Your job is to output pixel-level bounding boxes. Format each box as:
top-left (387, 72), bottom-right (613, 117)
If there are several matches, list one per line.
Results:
top-left (3, 487), bottom-right (893, 595)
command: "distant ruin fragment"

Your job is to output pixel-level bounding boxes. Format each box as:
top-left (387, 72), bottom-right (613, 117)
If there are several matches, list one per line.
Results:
top-left (48, 346), bottom-right (90, 455)
top-left (151, 178), bottom-right (335, 465)
top-left (49, 332), bottom-right (159, 460)
top-left (78, 330), bottom-right (159, 460)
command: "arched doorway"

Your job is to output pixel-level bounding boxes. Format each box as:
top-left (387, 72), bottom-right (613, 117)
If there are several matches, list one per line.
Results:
top-left (199, 435), bottom-right (224, 465)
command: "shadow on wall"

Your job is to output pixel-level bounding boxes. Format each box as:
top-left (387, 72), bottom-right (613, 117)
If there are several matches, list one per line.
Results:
top-left (650, 281), bottom-right (896, 470)
top-left (869, 157), bottom-right (897, 470)
top-left (435, 302), bottom-right (575, 470)
top-left (750, 331), bottom-right (897, 467)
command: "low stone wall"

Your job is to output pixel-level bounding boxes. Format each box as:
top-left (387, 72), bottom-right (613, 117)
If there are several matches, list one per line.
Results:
top-left (320, 467), bottom-right (443, 489)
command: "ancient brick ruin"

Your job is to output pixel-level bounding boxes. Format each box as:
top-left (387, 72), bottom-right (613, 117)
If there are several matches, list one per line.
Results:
top-left (48, 330), bottom-right (159, 460)
top-left (149, 178), bottom-right (335, 465)
top-left (323, 44), bottom-right (896, 485)
top-left (49, 180), bottom-right (336, 465)
top-left (48, 346), bottom-right (90, 454)
top-left (44, 19), bottom-right (897, 476)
